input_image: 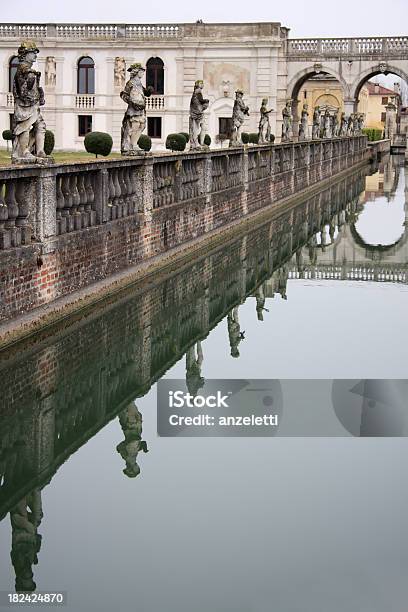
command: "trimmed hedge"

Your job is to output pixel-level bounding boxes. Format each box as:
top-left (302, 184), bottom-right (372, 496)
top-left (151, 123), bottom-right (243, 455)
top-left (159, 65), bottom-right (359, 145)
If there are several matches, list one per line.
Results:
top-left (241, 132), bottom-right (249, 144)
top-left (44, 130), bottom-right (55, 155)
top-left (84, 131), bottom-right (113, 157)
top-left (2, 129), bottom-right (12, 141)
top-left (203, 134), bottom-right (211, 146)
top-left (248, 132), bottom-right (259, 144)
top-left (179, 132), bottom-right (190, 142)
top-left (138, 134), bottom-right (152, 151)
top-left (270, 134), bottom-right (275, 143)
top-left (362, 128), bottom-right (383, 142)
top-left (166, 133), bottom-right (187, 152)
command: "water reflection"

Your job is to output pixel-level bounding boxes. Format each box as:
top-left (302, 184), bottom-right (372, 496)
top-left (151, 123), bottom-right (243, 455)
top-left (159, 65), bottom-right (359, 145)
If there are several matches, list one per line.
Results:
top-left (0, 156), bottom-right (407, 593)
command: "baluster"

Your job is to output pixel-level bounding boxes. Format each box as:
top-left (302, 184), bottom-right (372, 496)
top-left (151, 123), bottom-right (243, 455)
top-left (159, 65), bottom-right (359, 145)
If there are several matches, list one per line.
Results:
top-left (108, 169), bottom-right (117, 219)
top-left (56, 175), bottom-right (66, 234)
top-left (0, 180), bottom-right (10, 250)
top-left (68, 174), bottom-right (81, 230)
top-left (85, 173), bottom-right (96, 225)
top-left (15, 179), bottom-right (30, 244)
top-left (5, 181), bottom-right (20, 246)
top-left (118, 168), bottom-right (128, 216)
top-left (77, 173), bottom-right (88, 227)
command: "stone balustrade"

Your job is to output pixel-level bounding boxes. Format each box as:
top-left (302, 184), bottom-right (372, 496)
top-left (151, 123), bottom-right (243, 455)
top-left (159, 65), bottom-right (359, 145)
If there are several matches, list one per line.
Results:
top-left (0, 136), bottom-right (368, 323)
top-left (287, 36), bottom-right (408, 57)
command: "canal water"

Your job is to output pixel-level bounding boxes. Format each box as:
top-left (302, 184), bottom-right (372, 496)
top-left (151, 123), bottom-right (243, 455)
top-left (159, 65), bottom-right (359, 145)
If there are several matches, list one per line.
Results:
top-left (1, 156), bottom-right (407, 611)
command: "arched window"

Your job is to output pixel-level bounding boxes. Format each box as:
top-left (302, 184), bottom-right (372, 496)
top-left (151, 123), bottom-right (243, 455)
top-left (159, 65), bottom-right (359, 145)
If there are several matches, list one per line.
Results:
top-left (9, 56), bottom-right (19, 92)
top-left (146, 57), bottom-right (164, 95)
top-left (77, 57), bottom-right (95, 94)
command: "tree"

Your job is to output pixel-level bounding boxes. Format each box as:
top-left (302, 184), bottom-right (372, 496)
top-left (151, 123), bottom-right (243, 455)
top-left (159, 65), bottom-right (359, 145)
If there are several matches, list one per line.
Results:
top-left (84, 132), bottom-right (113, 158)
top-left (166, 133), bottom-right (187, 152)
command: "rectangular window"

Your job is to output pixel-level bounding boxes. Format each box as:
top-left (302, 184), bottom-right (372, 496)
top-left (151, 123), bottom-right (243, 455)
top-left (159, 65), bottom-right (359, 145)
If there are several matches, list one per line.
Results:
top-left (9, 113), bottom-right (14, 130)
top-left (219, 117), bottom-right (233, 138)
top-left (382, 97), bottom-right (388, 105)
top-left (304, 90), bottom-right (307, 99)
top-left (147, 117), bottom-right (162, 139)
top-left (381, 112), bottom-right (386, 123)
top-left (78, 115), bottom-right (92, 136)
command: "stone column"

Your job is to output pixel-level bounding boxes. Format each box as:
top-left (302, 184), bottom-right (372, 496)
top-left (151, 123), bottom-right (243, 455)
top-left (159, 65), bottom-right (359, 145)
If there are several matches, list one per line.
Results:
top-left (137, 158), bottom-right (154, 259)
top-left (203, 154), bottom-right (213, 233)
top-left (241, 148), bottom-right (249, 216)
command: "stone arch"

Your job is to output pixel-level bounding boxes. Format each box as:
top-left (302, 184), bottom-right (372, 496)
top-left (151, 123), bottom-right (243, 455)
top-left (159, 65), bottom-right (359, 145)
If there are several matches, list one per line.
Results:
top-left (351, 64), bottom-right (408, 104)
top-left (287, 65), bottom-right (349, 102)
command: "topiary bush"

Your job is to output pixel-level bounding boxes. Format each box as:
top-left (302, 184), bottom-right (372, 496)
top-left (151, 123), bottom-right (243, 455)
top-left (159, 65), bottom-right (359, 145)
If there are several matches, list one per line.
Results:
top-left (166, 133), bottom-right (187, 152)
top-left (241, 132), bottom-right (249, 144)
top-left (179, 132), bottom-right (190, 143)
top-left (138, 134), bottom-right (152, 152)
top-left (270, 134), bottom-right (275, 143)
top-left (84, 131), bottom-right (113, 158)
top-left (362, 128), bottom-right (383, 142)
top-left (248, 132), bottom-right (259, 144)
top-left (203, 134), bottom-right (211, 146)
top-left (2, 129), bottom-right (12, 142)
top-left (44, 130), bottom-right (55, 155)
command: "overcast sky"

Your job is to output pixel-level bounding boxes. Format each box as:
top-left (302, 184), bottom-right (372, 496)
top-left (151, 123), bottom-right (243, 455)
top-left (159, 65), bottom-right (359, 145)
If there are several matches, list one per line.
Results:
top-left (0, 0), bottom-right (406, 38)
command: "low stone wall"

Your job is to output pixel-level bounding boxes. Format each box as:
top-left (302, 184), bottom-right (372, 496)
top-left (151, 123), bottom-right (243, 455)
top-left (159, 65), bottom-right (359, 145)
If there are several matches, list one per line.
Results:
top-left (0, 136), bottom-right (368, 323)
top-left (368, 139), bottom-right (391, 160)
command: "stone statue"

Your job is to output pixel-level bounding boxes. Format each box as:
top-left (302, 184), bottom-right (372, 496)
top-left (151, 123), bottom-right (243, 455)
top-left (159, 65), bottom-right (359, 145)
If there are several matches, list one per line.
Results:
top-left (120, 62), bottom-right (153, 155)
top-left (12, 41), bottom-right (47, 162)
top-left (281, 100), bottom-right (293, 142)
top-left (186, 341), bottom-right (204, 395)
top-left (332, 109), bottom-right (339, 137)
top-left (352, 113), bottom-right (359, 136)
top-left (230, 89), bottom-right (249, 146)
top-left (116, 403), bottom-right (148, 478)
top-left (189, 80), bottom-right (209, 150)
top-left (114, 56), bottom-right (126, 89)
top-left (258, 98), bottom-right (273, 144)
top-left (357, 113), bottom-right (365, 134)
top-left (339, 112), bottom-right (348, 137)
top-left (312, 106), bottom-right (321, 139)
top-left (298, 103), bottom-right (309, 140)
top-left (44, 56), bottom-right (56, 87)
top-left (347, 114), bottom-right (354, 136)
top-left (323, 109), bottom-right (332, 138)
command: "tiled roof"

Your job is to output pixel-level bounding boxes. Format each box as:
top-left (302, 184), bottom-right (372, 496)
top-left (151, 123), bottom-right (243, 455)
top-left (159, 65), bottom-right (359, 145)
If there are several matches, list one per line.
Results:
top-left (364, 82), bottom-right (400, 96)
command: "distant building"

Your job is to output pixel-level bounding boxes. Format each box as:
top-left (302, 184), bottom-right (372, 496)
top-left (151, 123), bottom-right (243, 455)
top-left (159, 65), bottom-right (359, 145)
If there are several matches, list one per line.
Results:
top-left (363, 82), bottom-right (401, 130)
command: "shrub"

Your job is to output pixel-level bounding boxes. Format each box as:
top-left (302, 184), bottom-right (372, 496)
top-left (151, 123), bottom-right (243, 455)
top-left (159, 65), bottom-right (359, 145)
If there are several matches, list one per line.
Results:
top-left (179, 132), bottom-right (190, 142)
top-left (203, 134), bottom-right (211, 146)
top-left (166, 133), bottom-right (187, 152)
top-left (362, 128), bottom-right (383, 142)
top-left (248, 132), bottom-right (259, 144)
top-left (2, 129), bottom-right (12, 142)
top-left (270, 134), bottom-right (275, 143)
top-left (138, 134), bottom-right (152, 152)
top-left (44, 130), bottom-right (55, 155)
top-left (84, 131), bottom-right (113, 157)
top-left (241, 132), bottom-right (249, 144)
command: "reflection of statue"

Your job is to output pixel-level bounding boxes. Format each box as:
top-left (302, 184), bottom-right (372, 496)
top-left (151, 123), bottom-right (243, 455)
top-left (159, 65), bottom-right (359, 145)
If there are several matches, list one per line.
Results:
top-left (281, 101), bottom-right (293, 142)
top-left (339, 112), bottom-right (348, 137)
top-left (45, 56), bottom-right (56, 87)
top-left (323, 109), bottom-right (332, 138)
top-left (312, 106), bottom-right (321, 139)
top-left (230, 90), bottom-right (249, 146)
top-left (116, 403), bottom-right (148, 478)
top-left (12, 41), bottom-right (47, 162)
top-left (114, 56), bottom-right (126, 88)
top-left (120, 62), bottom-right (152, 155)
top-left (258, 98), bottom-right (273, 144)
top-left (298, 103), bottom-right (309, 140)
top-left (10, 490), bottom-right (43, 592)
top-left (255, 285), bottom-right (268, 321)
top-left (186, 341), bottom-right (204, 395)
top-left (189, 80), bottom-right (209, 150)
top-left (227, 307), bottom-right (245, 357)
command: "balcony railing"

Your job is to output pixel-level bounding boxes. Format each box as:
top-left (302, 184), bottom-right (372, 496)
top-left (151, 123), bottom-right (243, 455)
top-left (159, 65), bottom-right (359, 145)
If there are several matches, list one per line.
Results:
top-left (146, 96), bottom-right (165, 110)
top-left (287, 36), bottom-right (408, 57)
top-left (0, 22), bottom-right (183, 39)
top-left (6, 93), bottom-right (13, 107)
top-left (75, 95), bottom-right (95, 109)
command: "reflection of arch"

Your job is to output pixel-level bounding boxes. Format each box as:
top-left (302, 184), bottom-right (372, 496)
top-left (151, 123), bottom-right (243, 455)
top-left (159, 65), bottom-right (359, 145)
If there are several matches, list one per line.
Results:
top-left (146, 57), bottom-right (164, 95)
top-left (8, 56), bottom-right (19, 92)
top-left (77, 56), bottom-right (95, 94)
top-left (350, 223), bottom-right (407, 253)
top-left (287, 65), bottom-right (349, 102)
top-left (351, 64), bottom-right (408, 103)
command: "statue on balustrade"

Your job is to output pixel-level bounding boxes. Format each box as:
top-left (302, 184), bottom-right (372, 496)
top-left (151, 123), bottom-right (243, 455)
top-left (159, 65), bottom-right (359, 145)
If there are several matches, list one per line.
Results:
top-left (298, 103), bottom-right (309, 140)
top-left (186, 341), bottom-right (205, 395)
top-left (357, 113), bottom-right (365, 134)
top-left (312, 106), bottom-right (321, 139)
top-left (347, 114), bottom-right (354, 136)
top-left (352, 113), bottom-right (360, 136)
top-left (114, 56), bottom-right (126, 89)
top-left (120, 62), bottom-right (153, 155)
top-left (116, 402), bottom-right (148, 478)
top-left (332, 109), bottom-right (339, 137)
top-left (227, 306), bottom-right (245, 357)
top-left (230, 90), bottom-right (250, 146)
top-left (323, 109), bottom-right (332, 138)
top-left (258, 98), bottom-right (273, 144)
top-left (189, 80), bottom-right (209, 150)
top-left (45, 56), bottom-right (56, 87)
top-left (281, 100), bottom-right (293, 142)
top-left (339, 112), bottom-right (348, 137)
top-left (12, 41), bottom-right (47, 163)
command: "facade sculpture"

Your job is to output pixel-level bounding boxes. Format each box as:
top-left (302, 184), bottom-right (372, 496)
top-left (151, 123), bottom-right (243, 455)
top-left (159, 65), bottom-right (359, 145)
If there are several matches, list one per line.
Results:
top-left (120, 62), bottom-right (152, 155)
top-left (189, 80), bottom-right (209, 150)
top-left (312, 106), bottom-right (321, 139)
top-left (12, 41), bottom-right (47, 162)
top-left (230, 90), bottom-right (249, 146)
top-left (114, 56), bottom-right (126, 88)
top-left (44, 56), bottom-right (56, 87)
top-left (281, 100), bottom-right (293, 142)
top-left (298, 103), bottom-right (309, 140)
top-left (258, 98), bottom-right (273, 144)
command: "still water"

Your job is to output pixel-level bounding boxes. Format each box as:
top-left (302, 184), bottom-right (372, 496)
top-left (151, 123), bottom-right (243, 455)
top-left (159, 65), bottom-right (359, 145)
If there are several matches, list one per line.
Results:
top-left (1, 156), bottom-right (407, 611)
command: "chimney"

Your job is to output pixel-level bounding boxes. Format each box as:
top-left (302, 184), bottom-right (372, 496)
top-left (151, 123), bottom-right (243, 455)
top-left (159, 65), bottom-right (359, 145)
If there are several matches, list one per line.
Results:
top-left (374, 83), bottom-right (380, 94)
